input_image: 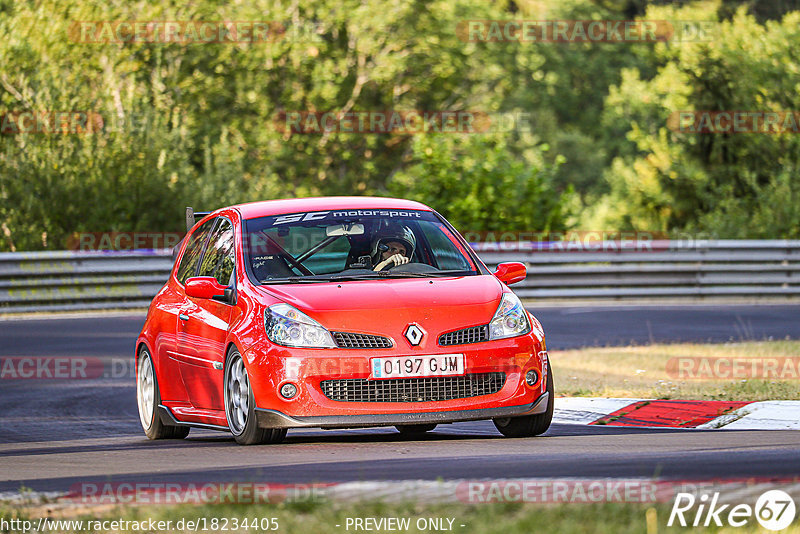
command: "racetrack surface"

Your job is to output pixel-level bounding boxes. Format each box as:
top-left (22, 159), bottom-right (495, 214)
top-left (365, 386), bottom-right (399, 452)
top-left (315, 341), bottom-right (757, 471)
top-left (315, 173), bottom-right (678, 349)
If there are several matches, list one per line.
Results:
top-left (1, 305), bottom-right (799, 494)
top-left (2, 304), bottom-right (799, 356)
top-left (2, 423), bottom-right (799, 494)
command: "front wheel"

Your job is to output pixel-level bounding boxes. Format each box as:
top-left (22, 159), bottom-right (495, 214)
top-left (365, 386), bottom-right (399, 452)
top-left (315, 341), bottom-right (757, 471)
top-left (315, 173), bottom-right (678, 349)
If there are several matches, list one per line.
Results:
top-left (136, 348), bottom-right (189, 440)
top-left (493, 361), bottom-right (554, 438)
top-left (224, 348), bottom-right (286, 445)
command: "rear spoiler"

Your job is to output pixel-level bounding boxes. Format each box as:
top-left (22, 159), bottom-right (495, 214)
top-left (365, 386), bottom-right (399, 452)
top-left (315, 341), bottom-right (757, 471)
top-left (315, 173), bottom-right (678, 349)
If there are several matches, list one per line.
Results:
top-left (185, 207), bottom-right (212, 231)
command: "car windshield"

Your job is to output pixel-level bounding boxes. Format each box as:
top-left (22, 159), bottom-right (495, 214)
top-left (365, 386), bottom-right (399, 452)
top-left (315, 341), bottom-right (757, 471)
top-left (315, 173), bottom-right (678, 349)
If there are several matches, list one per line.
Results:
top-left (242, 209), bottom-right (480, 284)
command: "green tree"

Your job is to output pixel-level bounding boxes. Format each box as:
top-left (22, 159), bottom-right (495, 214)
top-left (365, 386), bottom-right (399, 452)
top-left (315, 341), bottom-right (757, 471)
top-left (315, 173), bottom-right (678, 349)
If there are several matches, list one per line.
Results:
top-left (591, 4), bottom-right (800, 237)
top-left (389, 134), bottom-right (572, 232)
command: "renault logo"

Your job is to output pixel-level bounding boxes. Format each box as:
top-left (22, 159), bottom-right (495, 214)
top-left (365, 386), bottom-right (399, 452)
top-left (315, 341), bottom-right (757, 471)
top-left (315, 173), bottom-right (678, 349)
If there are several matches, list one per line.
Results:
top-left (404, 324), bottom-right (425, 346)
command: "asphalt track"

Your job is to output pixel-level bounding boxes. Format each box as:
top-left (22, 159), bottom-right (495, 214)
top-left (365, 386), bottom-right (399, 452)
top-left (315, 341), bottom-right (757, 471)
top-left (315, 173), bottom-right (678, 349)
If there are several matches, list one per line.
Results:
top-left (1, 305), bottom-right (799, 494)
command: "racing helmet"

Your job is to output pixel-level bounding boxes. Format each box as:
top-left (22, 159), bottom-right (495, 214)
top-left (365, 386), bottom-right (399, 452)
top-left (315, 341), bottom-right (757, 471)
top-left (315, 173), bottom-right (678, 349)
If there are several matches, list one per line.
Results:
top-left (370, 224), bottom-right (416, 263)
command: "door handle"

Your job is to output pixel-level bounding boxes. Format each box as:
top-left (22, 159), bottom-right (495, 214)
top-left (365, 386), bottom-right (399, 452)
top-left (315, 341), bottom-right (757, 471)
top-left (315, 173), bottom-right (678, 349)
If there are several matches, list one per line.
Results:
top-left (179, 313), bottom-right (190, 321)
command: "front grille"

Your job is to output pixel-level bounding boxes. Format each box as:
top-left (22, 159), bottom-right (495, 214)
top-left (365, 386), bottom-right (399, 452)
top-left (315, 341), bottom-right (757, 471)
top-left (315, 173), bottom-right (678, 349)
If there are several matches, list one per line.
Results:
top-left (439, 325), bottom-right (488, 346)
top-left (333, 332), bottom-right (393, 349)
top-left (320, 372), bottom-right (506, 402)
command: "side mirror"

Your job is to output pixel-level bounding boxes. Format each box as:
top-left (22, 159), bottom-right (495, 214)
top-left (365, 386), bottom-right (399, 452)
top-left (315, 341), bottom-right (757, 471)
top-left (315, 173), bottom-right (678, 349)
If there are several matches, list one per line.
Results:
top-left (493, 262), bottom-right (527, 285)
top-left (185, 276), bottom-right (229, 300)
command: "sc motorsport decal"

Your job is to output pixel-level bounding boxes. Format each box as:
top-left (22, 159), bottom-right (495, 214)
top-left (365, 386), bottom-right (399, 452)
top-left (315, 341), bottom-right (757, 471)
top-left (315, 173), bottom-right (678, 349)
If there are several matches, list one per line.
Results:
top-left (273, 211), bottom-right (329, 225)
top-left (272, 210), bottom-right (423, 226)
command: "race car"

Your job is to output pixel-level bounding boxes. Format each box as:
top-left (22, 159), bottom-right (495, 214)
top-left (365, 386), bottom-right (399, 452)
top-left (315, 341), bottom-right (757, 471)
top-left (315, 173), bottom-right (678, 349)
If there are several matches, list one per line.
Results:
top-left (136, 197), bottom-right (553, 444)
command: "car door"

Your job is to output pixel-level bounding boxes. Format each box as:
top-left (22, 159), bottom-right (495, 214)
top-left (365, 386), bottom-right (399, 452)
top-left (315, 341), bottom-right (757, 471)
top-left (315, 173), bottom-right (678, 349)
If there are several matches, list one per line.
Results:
top-left (176, 217), bottom-right (236, 411)
top-left (159, 217), bottom-right (216, 404)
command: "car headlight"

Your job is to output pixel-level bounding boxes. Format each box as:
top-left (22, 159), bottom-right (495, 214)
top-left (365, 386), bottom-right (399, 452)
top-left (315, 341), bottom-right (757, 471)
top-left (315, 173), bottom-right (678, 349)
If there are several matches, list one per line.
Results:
top-left (488, 292), bottom-right (531, 340)
top-left (265, 304), bottom-right (336, 348)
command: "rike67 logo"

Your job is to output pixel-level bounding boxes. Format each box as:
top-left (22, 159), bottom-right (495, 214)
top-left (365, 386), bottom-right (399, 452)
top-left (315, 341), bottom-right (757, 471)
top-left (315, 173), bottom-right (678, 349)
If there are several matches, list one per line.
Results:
top-left (669, 490), bottom-right (796, 531)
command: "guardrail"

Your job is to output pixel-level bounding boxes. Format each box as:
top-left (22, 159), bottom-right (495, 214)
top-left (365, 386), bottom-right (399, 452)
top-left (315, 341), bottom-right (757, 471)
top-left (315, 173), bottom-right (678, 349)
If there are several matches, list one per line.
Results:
top-left (476, 239), bottom-right (800, 300)
top-left (1, 240), bottom-right (799, 313)
top-left (0, 250), bottom-right (173, 313)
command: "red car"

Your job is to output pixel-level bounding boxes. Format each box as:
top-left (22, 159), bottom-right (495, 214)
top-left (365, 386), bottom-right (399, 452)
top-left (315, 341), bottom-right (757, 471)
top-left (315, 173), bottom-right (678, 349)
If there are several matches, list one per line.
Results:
top-left (136, 197), bottom-right (553, 445)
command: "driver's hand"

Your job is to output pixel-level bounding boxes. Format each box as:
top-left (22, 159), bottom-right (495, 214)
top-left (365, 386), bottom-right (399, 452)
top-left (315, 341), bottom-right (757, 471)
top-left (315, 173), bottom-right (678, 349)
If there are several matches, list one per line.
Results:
top-left (373, 254), bottom-right (410, 271)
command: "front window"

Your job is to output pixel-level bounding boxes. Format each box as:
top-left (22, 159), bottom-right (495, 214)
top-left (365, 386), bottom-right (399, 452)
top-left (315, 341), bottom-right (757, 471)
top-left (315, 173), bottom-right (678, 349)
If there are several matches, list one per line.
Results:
top-left (242, 209), bottom-right (479, 284)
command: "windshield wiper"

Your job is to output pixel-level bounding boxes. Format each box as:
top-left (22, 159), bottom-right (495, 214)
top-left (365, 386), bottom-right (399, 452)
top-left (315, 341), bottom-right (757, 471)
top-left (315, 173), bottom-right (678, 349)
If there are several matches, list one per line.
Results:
top-left (262, 270), bottom-right (476, 284)
top-left (327, 273), bottom-right (389, 281)
top-left (329, 270), bottom-right (474, 281)
top-left (377, 270), bottom-right (475, 278)
top-left (422, 270), bottom-right (476, 277)
top-left (260, 276), bottom-right (337, 284)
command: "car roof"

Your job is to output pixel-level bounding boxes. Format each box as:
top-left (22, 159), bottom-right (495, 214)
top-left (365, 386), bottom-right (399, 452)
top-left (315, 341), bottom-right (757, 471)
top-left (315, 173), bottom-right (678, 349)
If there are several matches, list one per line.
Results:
top-left (230, 196), bottom-right (433, 219)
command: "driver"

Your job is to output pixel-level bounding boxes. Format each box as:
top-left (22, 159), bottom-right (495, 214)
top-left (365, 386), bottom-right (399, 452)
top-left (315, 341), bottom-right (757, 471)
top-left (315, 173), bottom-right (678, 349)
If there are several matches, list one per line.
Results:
top-left (371, 225), bottom-right (416, 271)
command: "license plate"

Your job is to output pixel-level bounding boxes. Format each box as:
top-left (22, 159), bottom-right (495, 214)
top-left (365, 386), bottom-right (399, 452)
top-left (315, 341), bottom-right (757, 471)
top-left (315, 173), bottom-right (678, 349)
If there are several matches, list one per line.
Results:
top-left (370, 354), bottom-right (465, 379)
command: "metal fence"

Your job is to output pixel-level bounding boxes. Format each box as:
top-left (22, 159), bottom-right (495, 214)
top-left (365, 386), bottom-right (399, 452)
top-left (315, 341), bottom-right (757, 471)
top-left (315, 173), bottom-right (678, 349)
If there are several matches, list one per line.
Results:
top-left (477, 240), bottom-right (800, 300)
top-left (0, 250), bottom-right (173, 313)
top-left (2, 240), bottom-right (799, 313)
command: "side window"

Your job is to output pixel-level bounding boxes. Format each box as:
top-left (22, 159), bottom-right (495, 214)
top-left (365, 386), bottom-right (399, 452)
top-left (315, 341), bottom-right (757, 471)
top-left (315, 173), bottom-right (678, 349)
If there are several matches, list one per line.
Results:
top-left (175, 218), bottom-right (216, 285)
top-left (198, 218), bottom-right (235, 286)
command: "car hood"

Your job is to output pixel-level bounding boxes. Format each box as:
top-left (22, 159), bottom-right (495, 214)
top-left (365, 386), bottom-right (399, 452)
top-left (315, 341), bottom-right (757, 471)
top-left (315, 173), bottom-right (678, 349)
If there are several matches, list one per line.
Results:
top-left (254, 275), bottom-right (505, 344)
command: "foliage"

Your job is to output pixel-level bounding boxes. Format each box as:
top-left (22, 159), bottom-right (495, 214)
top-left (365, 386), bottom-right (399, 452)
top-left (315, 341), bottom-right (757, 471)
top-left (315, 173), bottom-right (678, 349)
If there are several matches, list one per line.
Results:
top-left (1, 0), bottom-right (799, 250)
top-left (0, 0), bottom-right (575, 250)
top-left (389, 134), bottom-right (571, 232)
top-left (591, 4), bottom-right (800, 237)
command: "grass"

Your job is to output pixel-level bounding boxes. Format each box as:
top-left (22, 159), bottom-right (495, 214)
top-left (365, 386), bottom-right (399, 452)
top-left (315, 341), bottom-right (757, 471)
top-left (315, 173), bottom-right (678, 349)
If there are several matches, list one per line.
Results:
top-left (3, 499), bottom-right (798, 534)
top-left (550, 340), bottom-right (800, 401)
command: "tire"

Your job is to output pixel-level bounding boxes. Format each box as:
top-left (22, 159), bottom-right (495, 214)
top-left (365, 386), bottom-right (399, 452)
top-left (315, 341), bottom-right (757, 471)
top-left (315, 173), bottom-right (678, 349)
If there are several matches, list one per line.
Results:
top-left (493, 361), bottom-right (554, 438)
top-left (224, 348), bottom-right (287, 445)
top-left (395, 424), bottom-right (437, 435)
top-left (136, 348), bottom-right (190, 440)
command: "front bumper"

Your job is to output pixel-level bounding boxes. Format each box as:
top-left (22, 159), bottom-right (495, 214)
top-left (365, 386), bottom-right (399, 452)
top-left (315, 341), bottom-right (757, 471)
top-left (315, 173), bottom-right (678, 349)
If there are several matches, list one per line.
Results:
top-left (243, 333), bottom-right (547, 422)
top-left (255, 392), bottom-right (550, 429)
